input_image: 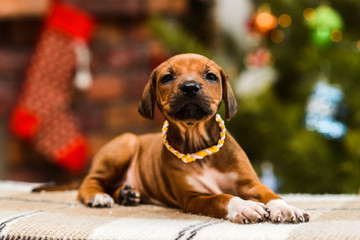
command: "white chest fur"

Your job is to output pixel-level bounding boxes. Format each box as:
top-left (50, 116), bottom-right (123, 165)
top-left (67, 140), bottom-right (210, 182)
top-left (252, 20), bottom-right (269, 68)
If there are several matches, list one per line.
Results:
top-left (186, 166), bottom-right (238, 195)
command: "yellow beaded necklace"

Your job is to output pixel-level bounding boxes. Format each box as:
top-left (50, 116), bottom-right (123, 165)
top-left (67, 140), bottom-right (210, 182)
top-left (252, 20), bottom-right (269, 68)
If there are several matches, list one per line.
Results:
top-left (162, 114), bottom-right (226, 163)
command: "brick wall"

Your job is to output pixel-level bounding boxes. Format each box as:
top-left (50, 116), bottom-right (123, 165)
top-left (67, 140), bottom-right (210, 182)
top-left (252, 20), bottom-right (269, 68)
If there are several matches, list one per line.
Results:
top-left (0, 0), bottom-right (190, 182)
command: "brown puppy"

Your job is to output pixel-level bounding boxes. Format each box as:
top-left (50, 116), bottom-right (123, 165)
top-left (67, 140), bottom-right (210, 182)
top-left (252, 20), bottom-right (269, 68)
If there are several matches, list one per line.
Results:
top-left (78, 53), bottom-right (309, 224)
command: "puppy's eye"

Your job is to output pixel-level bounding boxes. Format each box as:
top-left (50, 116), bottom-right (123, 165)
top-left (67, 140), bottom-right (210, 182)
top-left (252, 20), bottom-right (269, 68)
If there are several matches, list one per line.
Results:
top-left (205, 73), bottom-right (218, 82)
top-left (160, 74), bottom-right (174, 83)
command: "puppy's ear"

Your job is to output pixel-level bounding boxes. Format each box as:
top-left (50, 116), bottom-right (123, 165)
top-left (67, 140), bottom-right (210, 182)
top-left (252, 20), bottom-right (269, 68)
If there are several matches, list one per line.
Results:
top-left (138, 70), bottom-right (156, 119)
top-left (221, 70), bottom-right (238, 120)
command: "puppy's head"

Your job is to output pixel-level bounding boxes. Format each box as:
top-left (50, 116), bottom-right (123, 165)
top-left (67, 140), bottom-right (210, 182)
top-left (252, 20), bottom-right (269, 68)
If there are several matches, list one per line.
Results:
top-left (138, 53), bottom-right (237, 122)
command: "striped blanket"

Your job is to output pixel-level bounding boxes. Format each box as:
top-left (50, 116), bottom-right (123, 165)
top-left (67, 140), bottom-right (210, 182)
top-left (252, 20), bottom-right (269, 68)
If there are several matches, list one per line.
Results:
top-left (0, 181), bottom-right (359, 240)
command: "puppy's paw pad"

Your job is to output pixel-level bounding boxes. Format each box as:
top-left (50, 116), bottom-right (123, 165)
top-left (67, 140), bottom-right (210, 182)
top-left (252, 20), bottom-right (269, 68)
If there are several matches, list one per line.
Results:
top-left (88, 193), bottom-right (114, 208)
top-left (119, 185), bottom-right (141, 206)
top-left (226, 197), bottom-right (269, 224)
top-left (266, 199), bottom-right (310, 223)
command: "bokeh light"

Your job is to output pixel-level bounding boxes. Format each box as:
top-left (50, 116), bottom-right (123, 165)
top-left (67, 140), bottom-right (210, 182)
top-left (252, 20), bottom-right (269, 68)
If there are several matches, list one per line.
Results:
top-left (313, 26), bottom-right (331, 45)
top-left (303, 8), bottom-right (316, 21)
top-left (255, 11), bottom-right (277, 33)
top-left (270, 29), bottom-right (285, 43)
top-left (306, 5), bottom-right (343, 30)
top-left (330, 29), bottom-right (343, 43)
top-left (278, 14), bottom-right (292, 28)
top-left (305, 82), bottom-right (347, 139)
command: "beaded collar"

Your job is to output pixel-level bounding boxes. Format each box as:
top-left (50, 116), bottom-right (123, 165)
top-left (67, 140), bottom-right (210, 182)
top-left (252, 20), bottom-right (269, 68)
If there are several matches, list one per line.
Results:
top-left (162, 114), bottom-right (226, 163)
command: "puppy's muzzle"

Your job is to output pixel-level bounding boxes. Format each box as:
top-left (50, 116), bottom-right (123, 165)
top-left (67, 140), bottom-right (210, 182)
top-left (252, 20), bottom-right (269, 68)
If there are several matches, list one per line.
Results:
top-left (170, 81), bottom-right (213, 121)
top-left (180, 81), bottom-right (200, 97)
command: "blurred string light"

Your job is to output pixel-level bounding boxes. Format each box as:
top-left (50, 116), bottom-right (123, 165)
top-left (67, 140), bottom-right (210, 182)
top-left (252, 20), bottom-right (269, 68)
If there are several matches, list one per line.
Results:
top-left (305, 81), bottom-right (347, 139)
top-left (270, 29), bottom-right (284, 43)
top-left (330, 29), bottom-right (343, 43)
top-left (251, 7), bottom-right (290, 44)
top-left (269, 13), bottom-right (291, 44)
top-left (303, 8), bottom-right (316, 21)
top-left (278, 14), bottom-right (292, 28)
top-left (304, 5), bottom-right (343, 45)
top-left (356, 40), bottom-right (360, 50)
top-left (254, 11), bottom-right (277, 33)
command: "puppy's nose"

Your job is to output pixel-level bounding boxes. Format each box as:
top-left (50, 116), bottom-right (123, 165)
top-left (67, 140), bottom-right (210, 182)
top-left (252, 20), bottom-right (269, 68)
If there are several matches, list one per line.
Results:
top-left (180, 82), bottom-right (200, 97)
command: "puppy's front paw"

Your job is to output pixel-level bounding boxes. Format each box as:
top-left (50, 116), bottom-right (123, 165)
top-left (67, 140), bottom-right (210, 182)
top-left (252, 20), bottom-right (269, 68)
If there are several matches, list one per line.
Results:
top-left (226, 197), bottom-right (270, 224)
top-left (118, 185), bottom-right (141, 206)
top-left (266, 199), bottom-right (310, 223)
top-left (87, 193), bottom-right (114, 208)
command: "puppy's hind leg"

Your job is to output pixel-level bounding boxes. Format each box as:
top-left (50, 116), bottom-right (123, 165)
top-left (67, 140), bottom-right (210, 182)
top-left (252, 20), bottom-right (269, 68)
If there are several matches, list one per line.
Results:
top-left (77, 133), bottom-right (140, 208)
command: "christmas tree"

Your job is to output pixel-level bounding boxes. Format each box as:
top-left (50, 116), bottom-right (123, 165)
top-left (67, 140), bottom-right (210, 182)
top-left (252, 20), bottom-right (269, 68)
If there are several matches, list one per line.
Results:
top-left (227, 0), bottom-right (360, 194)
top-left (150, 0), bottom-right (360, 194)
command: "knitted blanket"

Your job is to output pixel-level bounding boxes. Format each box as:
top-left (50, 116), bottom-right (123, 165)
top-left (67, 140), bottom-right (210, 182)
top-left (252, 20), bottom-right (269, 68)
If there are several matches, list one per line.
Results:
top-left (0, 181), bottom-right (359, 240)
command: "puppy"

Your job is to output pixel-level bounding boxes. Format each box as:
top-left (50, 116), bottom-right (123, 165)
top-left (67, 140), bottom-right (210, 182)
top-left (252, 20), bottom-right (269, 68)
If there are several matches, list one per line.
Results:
top-left (77, 53), bottom-right (309, 224)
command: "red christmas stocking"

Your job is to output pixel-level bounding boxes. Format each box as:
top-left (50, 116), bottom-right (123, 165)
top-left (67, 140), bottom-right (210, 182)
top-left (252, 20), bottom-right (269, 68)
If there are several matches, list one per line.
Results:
top-left (10, 1), bottom-right (95, 173)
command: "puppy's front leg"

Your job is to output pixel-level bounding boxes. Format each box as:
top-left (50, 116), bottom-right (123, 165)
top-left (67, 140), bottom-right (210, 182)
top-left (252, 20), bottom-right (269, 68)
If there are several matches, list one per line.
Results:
top-left (228, 142), bottom-right (310, 223)
top-left (266, 198), bottom-right (310, 223)
top-left (238, 181), bottom-right (310, 223)
top-left (170, 173), bottom-right (270, 224)
top-left (78, 170), bottom-right (115, 208)
top-left (179, 193), bottom-right (269, 224)
top-left (78, 133), bottom-right (140, 207)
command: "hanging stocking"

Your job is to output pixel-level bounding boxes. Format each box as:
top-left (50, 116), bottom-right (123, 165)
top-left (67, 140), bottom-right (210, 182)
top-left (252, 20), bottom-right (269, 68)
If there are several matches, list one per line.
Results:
top-left (10, 1), bottom-right (95, 173)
